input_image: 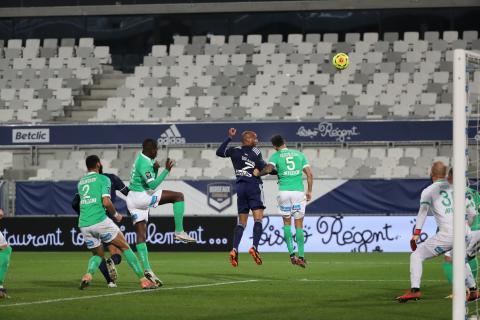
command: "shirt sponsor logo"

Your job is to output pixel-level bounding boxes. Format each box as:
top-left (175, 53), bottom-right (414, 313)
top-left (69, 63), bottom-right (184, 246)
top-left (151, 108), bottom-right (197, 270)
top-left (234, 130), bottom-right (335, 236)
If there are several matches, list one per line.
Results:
top-left (157, 124), bottom-right (186, 145)
top-left (296, 122), bottom-right (360, 142)
top-left (12, 128), bottom-right (50, 143)
top-left (207, 183), bottom-right (232, 212)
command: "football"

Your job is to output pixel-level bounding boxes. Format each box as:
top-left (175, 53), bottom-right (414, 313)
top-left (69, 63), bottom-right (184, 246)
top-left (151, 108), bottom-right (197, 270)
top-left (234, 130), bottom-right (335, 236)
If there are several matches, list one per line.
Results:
top-left (332, 52), bottom-right (350, 70)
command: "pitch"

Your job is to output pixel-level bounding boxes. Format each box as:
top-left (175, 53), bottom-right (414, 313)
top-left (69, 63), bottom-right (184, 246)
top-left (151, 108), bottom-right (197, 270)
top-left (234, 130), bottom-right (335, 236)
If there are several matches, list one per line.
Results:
top-left (0, 252), bottom-right (452, 320)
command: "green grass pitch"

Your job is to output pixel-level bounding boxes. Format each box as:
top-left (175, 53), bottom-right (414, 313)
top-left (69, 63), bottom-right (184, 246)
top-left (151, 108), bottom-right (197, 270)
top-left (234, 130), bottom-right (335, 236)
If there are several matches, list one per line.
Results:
top-left (0, 252), bottom-right (459, 319)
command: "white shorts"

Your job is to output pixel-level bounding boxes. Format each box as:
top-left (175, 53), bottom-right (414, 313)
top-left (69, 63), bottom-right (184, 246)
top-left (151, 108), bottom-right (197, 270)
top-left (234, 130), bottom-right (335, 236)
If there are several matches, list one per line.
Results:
top-left (277, 191), bottom-right (306, 220)
top-left (80, 218), bottom-right (120, 249)
top-left (0, 231), bottom-right (7, 247)
top-left (417, 232), bottom-right (453, 257)
top-left (126, 190), bottom-right (163, 225)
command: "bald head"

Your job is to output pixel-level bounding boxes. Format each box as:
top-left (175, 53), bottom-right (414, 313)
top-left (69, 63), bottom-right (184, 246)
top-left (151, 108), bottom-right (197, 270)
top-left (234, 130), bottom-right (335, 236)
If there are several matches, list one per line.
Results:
top-left (430, 161), bottom-right (447, 181)
top-left (241, 131), bottom-right (258, 147)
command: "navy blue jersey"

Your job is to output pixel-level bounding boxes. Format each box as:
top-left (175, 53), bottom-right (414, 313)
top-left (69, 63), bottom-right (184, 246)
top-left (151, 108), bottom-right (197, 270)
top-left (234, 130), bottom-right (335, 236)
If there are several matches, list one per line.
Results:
top-left (216, 137), bottom-right (266, 185)
top-left (72, 173), bottom-right (129, 215)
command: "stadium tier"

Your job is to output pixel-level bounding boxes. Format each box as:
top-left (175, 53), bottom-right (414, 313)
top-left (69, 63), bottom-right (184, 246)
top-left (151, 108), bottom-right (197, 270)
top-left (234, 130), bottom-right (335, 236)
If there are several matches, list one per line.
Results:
top-left (90, 31), bottom-right (480, 122)
top-left (1, 31), bottom-right (479, 123)
top-left (0, 38), bottom-right (111, 122)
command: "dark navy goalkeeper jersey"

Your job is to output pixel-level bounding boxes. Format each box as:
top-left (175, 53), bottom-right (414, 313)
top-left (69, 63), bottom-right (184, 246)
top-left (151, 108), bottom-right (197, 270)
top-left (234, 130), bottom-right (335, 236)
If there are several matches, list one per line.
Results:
top-left (216, 137), bottom-right (266, 185)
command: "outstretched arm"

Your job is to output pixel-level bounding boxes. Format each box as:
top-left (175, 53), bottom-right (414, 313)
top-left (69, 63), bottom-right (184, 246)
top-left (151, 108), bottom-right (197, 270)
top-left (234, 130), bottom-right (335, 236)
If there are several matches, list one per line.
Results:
top-left (256, 163), bottom-right (275, 177)
top-left (216, 128), bottom-right (236, 158)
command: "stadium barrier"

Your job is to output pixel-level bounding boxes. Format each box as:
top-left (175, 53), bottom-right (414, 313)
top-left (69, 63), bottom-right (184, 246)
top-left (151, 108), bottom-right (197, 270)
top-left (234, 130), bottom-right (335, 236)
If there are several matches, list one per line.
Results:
top-left (14, 179), bottom-right (430, 216)
top-left (0, 216), bottom-right (235, 252)
top-left (0, 120), bottom-right (464, 146)
top-left (0, 215), bottom-right (437, 252)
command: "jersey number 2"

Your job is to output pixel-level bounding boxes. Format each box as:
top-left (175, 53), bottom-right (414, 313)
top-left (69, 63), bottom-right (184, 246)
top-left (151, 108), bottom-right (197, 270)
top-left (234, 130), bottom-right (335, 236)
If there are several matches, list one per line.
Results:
top-left (82, 184), bottom-right (90, 198)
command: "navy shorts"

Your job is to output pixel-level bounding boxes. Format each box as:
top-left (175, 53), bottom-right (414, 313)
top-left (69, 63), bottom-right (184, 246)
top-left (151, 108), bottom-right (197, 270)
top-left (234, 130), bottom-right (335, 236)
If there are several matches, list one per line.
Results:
top-left (236, 182), bottom-right (265, 214)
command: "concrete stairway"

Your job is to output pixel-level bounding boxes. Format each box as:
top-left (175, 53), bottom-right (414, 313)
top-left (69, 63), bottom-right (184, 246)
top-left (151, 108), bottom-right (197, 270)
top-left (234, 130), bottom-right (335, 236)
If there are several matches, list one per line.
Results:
top-left (60, 65), bottom-right (130, 122)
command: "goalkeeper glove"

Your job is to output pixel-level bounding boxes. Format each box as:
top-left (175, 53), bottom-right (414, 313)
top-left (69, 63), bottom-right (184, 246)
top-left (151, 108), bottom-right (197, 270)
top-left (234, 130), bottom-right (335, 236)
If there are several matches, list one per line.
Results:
top-left (410, 229), bottom-right (421, 251)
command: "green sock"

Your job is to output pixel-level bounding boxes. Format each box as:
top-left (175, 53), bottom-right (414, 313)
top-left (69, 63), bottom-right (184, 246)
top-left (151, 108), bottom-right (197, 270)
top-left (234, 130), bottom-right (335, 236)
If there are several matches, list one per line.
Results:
top-left (442, 261), bottom-right (453, 284)
top-left (86, 255), bottom-right (103, 275)
top-left (0, 246), bottom-right (12, 286)
top-left (173, 201), bottom-right (185, 233)
top-left (136, 242), bottom-right (152, 271)
top-left (469, 258), bottom-right (478, 280)
top-left (283, 226), bottom-right (295, 255)
top-left (123, 248), bottom-right (144, 279)
top-left (296, 228), bottom-right (305, 258)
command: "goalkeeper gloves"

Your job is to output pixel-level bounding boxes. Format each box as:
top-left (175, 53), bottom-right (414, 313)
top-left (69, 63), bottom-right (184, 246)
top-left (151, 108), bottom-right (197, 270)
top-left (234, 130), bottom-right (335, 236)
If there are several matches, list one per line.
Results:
top-left (410, 229), bottom-right (421, 251)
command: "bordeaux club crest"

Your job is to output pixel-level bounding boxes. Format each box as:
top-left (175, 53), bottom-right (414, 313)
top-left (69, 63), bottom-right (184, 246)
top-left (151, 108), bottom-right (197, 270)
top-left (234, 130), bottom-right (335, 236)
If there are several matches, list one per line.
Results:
top-left (207, 183), bottom-right (232, 212)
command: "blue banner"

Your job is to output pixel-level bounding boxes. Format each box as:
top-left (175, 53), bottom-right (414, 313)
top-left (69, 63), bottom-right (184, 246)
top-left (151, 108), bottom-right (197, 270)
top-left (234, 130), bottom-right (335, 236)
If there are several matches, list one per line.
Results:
top-left (0, 120), bottom-right (462, 145)
top-left (15, 179), bottom-right (430, 216)
top-left (15, 181), bottom-right (127, 216)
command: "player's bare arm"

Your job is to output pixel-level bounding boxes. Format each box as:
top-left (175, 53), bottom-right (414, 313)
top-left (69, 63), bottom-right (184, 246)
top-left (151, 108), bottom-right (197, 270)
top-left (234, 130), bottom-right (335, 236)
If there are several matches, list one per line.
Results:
top-left (303, 166), bottom-right (313, 201)
top-left (255, 164), bottom-right (275, 177)
top-left (102, 196), bottom-right (122, 223)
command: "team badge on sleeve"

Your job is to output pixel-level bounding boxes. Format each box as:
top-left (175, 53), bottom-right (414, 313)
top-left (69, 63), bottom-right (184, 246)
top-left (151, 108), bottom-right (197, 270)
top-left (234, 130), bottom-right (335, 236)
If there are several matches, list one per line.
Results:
top-left (145, 171), bottom-right (152, 179)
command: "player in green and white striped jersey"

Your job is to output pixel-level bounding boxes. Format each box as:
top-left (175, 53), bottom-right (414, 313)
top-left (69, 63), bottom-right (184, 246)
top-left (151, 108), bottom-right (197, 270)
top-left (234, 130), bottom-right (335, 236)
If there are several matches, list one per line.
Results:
top-left (254, 135), bottom-right (313, 267)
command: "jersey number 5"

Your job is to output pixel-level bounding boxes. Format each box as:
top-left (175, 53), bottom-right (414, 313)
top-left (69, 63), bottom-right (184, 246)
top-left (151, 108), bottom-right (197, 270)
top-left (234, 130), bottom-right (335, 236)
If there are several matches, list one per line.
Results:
top-left (286, 157), bottom-right (296, 170)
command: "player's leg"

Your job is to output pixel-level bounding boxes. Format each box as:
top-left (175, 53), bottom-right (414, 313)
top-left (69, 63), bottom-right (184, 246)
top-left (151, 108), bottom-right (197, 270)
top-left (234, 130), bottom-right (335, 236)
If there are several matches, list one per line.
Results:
top-left (249, 209), bottom-right (263, 265)
top-left (247, 184), bottom-right (266, 265)
top-left (158, 190), bottom-right (196, 243)
top-left (396, 234), bottom-right (450, 302)
top-left (229, 183), bottom-right (248, 267)
top-left (282, 216), bottom-right (297, 264)
top-left (442, 252), bottom-right (453, 284)
top-left (109, 231), bottom-right (158, 289)
top-left (80, 244), bottom-right (105, 290)
top-left (294, 217), bottom-right (306, 268)
top-left (291, 191), bottom-right (307, 267)
top-left (278, 191), bottom-right (296, 263)
top-left (98, 244), bottom-right (122, 287)
top-left (0, 238), bottom-right (12, 298)
top-left (230, 213), bottom-right (248, 267)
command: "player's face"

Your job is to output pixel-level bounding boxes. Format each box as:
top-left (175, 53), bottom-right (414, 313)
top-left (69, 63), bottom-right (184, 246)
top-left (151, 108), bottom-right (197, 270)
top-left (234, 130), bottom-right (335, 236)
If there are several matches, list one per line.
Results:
top-left (242, 131), bottom-right (257, 146)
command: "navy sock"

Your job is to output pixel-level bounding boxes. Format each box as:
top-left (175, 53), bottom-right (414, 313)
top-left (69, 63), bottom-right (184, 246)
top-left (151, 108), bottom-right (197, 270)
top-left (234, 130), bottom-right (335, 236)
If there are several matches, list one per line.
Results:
top-left (111, 254), bottom-right (122, 265)
top-left (253, 220), bottom-right (262, 249)
top-left (98, 260), bottom-right (113, 284)
top-left (233, 224), bottom-right (245, 251)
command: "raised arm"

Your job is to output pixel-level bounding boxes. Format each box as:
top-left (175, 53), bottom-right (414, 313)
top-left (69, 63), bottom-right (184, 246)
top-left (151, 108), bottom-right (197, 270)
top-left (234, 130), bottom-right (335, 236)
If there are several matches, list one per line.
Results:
top-left (146, 158), bottom-right (174, 190)
top-left (216, 127), bottom-right (236, 158)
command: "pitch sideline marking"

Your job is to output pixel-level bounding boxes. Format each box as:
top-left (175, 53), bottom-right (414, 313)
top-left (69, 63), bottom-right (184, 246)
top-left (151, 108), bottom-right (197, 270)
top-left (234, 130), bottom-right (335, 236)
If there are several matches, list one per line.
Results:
top-left (300, 279), bottom-right (444, 283)
top-left (0, 279), bottom-right (259, 308)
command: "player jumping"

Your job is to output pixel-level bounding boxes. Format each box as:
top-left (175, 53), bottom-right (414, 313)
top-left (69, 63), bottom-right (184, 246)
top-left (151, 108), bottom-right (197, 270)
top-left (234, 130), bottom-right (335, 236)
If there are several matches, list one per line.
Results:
top-left (126, 138), bottom-right (196, 286)
top-left (216, 128), bottom-right (267, 267)
top-left (78, 155), bottom-right (156, 290)
top-left (0, 208), bottom-right (12, 299)
top-left (254, 135), bottom-right (313, 268)
top-left (73, 171), bottom-right (130, 288)
top-left (396, 162), bottom-right (478, 302)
